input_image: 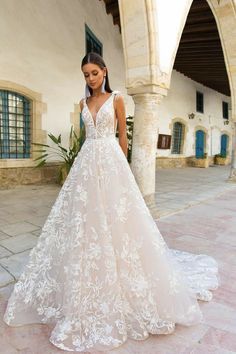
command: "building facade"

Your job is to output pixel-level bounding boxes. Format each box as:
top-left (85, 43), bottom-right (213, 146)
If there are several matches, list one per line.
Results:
top-left (157, 70), bottom-right (232, 168)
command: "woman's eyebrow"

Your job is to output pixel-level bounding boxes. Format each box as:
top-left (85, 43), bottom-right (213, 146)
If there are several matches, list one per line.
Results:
top-left (83, 70), bottom-right (98, 74)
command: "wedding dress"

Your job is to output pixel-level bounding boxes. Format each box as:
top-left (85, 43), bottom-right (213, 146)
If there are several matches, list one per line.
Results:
top-left (3, 91), bottom-right (218, 352)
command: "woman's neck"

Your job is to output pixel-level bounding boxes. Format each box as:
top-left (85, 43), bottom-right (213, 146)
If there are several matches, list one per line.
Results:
top-left (91, 88), bottom-right (107, 97)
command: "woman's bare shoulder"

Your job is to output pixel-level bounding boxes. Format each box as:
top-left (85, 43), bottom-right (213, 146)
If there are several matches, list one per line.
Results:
top-left (112, 90), bottom-right (123, 98)
top-left (113, 91), bottom-right (124, 109)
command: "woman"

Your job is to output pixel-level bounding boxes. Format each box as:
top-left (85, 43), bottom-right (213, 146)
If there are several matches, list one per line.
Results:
top-left (3, 52), bottom-right (218, 352)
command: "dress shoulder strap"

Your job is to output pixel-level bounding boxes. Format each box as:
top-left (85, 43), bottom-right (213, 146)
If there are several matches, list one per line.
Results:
top-left (112, 90), bottom-right (123, 101)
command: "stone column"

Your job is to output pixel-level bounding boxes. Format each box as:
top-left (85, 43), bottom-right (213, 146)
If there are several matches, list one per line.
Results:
top-left (130, 93), bottom-right (163, 197)
top-left (229, 121), bottom-right (236, 181)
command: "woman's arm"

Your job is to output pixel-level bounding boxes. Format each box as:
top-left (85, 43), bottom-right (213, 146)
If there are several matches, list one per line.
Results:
top-left (115, 95), bottom-right (128, 157)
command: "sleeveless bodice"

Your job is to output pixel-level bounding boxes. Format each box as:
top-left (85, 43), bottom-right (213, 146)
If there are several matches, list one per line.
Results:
top-left (81, 91), bottom-right (119, 140)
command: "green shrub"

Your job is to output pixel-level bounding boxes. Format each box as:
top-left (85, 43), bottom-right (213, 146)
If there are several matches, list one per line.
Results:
top-left (33, 125), bottom-right (85, 181)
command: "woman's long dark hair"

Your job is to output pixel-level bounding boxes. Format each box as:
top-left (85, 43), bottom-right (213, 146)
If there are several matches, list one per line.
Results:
top-left (81, 52), bottom-right (112, 95)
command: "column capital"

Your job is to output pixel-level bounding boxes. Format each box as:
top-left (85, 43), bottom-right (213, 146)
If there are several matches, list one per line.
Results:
top-left (131, 92), bottom-right (164, 106)
top-left (127, 84), bottom-right (168, 98)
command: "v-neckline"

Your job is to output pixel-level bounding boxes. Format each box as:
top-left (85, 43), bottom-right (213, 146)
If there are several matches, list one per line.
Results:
top-left (85, 93), bottom-right (113, 128)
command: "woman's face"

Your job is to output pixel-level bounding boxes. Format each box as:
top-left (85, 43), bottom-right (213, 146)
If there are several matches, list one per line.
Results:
top-left (82, 63), bottom-right (106, 91)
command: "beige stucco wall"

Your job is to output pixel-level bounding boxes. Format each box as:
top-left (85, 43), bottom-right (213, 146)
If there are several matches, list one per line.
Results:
top-left (0, 0), bottom-right (132, 166)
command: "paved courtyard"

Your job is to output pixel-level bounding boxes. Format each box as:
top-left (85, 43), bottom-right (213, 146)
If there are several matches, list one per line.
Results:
top-left (0, 165), bottom-right (236, 353)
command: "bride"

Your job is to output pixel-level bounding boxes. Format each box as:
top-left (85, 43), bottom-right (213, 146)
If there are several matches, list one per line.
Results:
top-left (3, 52), bottom-right (218, 352)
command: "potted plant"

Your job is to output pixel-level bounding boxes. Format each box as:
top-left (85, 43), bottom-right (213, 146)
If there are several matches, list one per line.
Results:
top-left (214, 153), bottom-right (229, 165)
top-left (194, 152), bottom-right (209, 168)
top-left (33, 125), bottom-right (85, 184)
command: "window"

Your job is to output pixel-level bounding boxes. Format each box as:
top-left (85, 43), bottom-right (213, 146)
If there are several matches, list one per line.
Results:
top-left (171, 122), bottom-right (185, 154)
top-left (85, 25), bottom-right (103, 56)
top-left (222, 101), bottom-right (229, 119)
top-left (0, 90), bottom-right (31, 159)
top-left (157, 134), bottom-right (171, 149)
top-left (196, 91), bottom-right (204, 113)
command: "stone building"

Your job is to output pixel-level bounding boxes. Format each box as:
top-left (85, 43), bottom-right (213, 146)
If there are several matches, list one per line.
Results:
top-left (0, 0), bottom-right (235, 196)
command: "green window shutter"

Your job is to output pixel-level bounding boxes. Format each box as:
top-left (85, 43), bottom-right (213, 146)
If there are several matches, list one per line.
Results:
top-left (0, 90), bottom-right (31, 159)
top-left (85, 25), bottom-right (103, 56)
top-left (171, 122), bottom-right (184, 154)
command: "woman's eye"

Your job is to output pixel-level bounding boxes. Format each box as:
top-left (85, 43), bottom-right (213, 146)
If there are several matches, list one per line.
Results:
top-left (92, 72), bottom-right (98, 76)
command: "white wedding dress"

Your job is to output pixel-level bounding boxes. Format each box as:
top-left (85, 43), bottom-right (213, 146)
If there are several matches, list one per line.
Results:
top-left (3, 91), bottom-right (218, 352)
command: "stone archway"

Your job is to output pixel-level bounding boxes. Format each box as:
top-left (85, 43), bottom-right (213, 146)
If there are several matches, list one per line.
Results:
top-left (165, 0), bottom-right (236, 178)
top-left (118, 0), bottom-right (236, 196)
top-left (206, 0), bottom-right (236, 178)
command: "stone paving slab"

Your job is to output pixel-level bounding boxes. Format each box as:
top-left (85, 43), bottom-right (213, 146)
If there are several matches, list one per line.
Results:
top-left (0, 231), bottom-right (10, 241)
top-left (0, 222), bottom-right (40, 237)
top-left (0, 246), bottom-right (12, 259)
top-left (31, 229), bottom-right (42, 237)
top-left (0, 250), bottom-right (30, 281)
top-left (24, 215), bottom-right (47, 227)
top-left (0, 233), bottom-right (38, 254)
top-left (0, 265), bottom-right (14, 288)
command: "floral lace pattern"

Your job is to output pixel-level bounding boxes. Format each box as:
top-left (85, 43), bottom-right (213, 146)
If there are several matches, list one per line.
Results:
top-left (4, 91), bottom-right (218, 352)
